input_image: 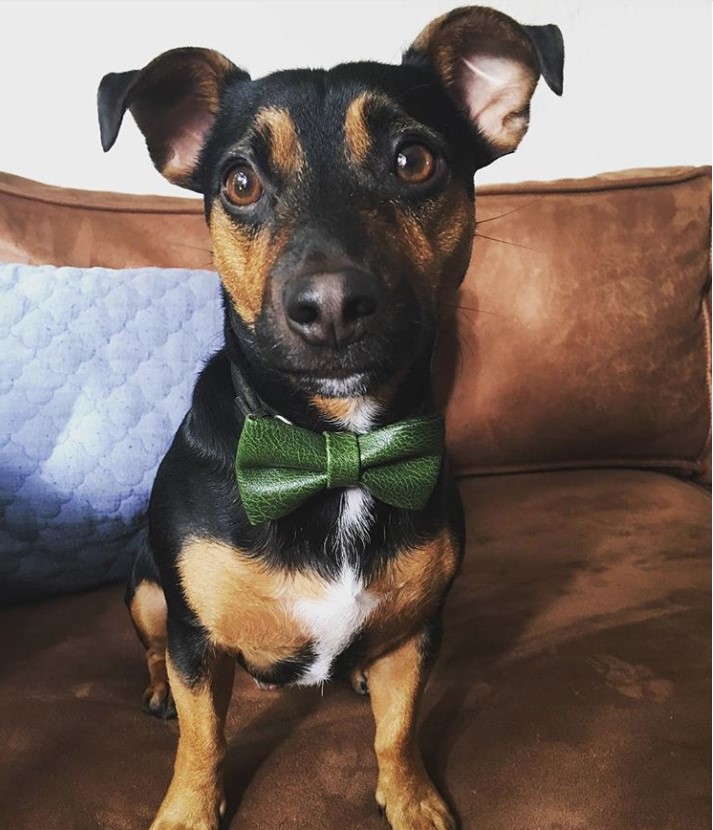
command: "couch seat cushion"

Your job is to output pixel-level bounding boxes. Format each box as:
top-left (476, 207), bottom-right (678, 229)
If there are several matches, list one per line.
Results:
top-left (0, 469), bottom-right (708, 830)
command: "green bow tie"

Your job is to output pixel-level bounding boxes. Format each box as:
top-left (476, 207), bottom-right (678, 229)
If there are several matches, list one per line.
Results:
top-left (235, 413), bottom-right (445, 525)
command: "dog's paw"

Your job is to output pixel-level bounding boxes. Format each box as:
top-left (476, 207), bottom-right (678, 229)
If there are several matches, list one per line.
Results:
top-left (149, 794), bottom-right (226, 830)
top-left (150, 819), bottom-right (218, 830)
top-left (376, 779), bottom-right (456, 830)
top-left (349, 666), bottom-right (370, 696)
top-left (142, 682), bottom-right (177, 720)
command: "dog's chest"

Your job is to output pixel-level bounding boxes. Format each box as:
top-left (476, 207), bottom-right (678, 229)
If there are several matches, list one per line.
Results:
top-left (284, 485), bottom-right (378, 685)
top-left (179, 486), bottom-right (380, 685)
top-left (180, 518), bottom-right (455, 687)
top-left (293, 403), bottom-right (380, 681)
top-left (179, 399), bottom-right (455, 686)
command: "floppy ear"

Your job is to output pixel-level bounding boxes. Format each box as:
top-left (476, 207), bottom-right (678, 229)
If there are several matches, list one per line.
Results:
top-left (404, 6), bottom-right (564, 160)
top-left (97, 47), bottom-right (248, 190)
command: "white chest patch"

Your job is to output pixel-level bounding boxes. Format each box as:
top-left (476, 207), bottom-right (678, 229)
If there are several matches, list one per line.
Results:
top-left (290, 395), bottom-right (382, 685)
top-left (318, 394), bottom-right (380, 435)
top-left (330, 396), bottom-right (378, 554)
top-left (292, 564), bottom-right (379, 685)
top-left (337, 486), bottom-right (374, 554)
top-left (333, 396), bottom-right (381, 434)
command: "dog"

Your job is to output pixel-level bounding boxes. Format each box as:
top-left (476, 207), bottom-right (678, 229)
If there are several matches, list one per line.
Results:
top-left (98, 6), bottom-right (563, 829)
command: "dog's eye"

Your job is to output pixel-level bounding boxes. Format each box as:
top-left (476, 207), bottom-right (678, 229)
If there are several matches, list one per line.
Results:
top-left (222, 164), bottom-right (263, 206)
top-left (395, 144), bottom-right (435, 184)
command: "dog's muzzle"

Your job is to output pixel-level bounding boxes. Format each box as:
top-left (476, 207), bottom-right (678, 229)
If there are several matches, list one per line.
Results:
top-left (282, 267), bottom-right (384, 349)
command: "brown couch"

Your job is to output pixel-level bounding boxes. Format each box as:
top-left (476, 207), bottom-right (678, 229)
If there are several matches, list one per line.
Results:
top-left (0, 166), bottom-right (710, 830)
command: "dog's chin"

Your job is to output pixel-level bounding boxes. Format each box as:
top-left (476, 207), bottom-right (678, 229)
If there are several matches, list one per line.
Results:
top-left (302, 372), bottom-right (371, 398)
top-left (279, 368), bottom-right (378, 398)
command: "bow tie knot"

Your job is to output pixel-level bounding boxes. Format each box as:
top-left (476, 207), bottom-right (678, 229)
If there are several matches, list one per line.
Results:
top-left (325, 431), bottom-right (360, 489)
top-left (235, 413), bottom-right (445, 525)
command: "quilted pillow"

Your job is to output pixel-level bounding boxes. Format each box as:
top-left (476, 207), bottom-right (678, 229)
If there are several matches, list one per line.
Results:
top-left (0, 265), bottom-right (223, 604)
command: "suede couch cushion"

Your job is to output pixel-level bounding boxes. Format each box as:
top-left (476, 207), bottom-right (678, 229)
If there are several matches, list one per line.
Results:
top-left (0, 167), bottom-right (709, 479)
top-left (435, 167), bottom-right (712, 481)
top-left (0, 469), bottom-right (708, 830)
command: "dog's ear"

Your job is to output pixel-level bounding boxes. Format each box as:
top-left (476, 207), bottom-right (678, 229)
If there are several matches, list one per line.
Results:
top-left (404, 6), bottom-right (563, 161)
top-left (98, 48), bottom-right (249, 190)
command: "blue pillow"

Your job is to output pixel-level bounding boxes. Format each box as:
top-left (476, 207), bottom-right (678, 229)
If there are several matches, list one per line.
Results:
top-left (0, 264), bottom-right (223, 604)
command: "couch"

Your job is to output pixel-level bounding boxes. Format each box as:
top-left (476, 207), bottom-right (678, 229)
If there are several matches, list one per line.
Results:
top-left (0, 166), bottom-right (710, 830)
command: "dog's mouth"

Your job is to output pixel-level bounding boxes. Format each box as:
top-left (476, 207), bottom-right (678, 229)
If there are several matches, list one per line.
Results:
top-left (253, 325), bottom-right (409, 398)
top-left (245, 281), bottom-right (433, 399)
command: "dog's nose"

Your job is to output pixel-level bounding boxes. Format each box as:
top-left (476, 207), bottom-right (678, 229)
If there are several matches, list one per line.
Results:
top-left (283, 268), bottom-right (381, 348)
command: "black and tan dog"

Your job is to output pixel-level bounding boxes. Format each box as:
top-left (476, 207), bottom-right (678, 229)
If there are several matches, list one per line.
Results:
top-left (98, 6), bottom-right (563, 829)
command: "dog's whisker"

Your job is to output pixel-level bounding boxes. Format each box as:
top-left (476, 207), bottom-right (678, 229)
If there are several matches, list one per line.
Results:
top-left (437, 301), bottom-right (516, 322)
top-left (167, 241), bottom-right (214, 254)
top-left (474, 232), bottom-right (539, 252)
top-left (474, 198), bottom-right (540, 226)
top-left (451, 305), bottom-right (499, 317)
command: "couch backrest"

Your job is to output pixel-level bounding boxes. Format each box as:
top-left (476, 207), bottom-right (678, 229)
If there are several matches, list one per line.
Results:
top-left (1, 166), bottom-right (709, 480)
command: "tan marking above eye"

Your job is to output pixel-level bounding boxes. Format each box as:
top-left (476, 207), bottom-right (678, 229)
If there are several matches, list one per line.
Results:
top-left (344, 92), bottom-right (393, 165)
top-left (253, 106), bottom-right (304, 176)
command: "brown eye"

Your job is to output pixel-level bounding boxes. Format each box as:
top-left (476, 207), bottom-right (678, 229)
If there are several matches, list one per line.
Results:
top-left (395, 144), bottom-right (436, 184)
top-left (222, 164), bottom-right (263, 206)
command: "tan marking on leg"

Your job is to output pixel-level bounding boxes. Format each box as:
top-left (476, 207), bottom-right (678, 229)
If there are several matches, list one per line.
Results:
top-left (254, 106), bottom-right (305, 176)
top-left (130, 581), bottom-right (173, 716)
top-left (150, 652), bottom-right (234, 830)
top-left (368, 631), bottom-right (455, 830)
top-left (210, 202), bottom-right (287, 327)
top-left (131, 580), bottom-right (167, 642)
top-left (358, 531), bottom-right (461, 827)
top-left (178, 538), bottom-right (320, 665)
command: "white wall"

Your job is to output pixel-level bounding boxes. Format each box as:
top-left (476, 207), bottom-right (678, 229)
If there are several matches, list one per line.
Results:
top-left (0, 0), bottom-right (710, 195)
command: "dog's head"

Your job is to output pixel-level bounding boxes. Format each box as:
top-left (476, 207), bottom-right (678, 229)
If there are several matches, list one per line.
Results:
top-left (99, 6), bottom-right (562, 400)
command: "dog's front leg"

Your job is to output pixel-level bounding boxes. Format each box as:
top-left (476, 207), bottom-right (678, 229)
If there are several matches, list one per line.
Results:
top-left (150, 638), bottom-right (235, 830)
top-left (368, 624), bottom-right (455, 830)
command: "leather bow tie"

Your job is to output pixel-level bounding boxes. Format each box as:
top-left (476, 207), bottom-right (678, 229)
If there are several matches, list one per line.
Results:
top-left (235, 413), bottom-right (445, 525)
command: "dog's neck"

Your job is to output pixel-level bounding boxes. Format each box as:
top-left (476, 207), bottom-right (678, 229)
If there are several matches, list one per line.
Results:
top-left (224, 311), bottom-right (435, 435)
